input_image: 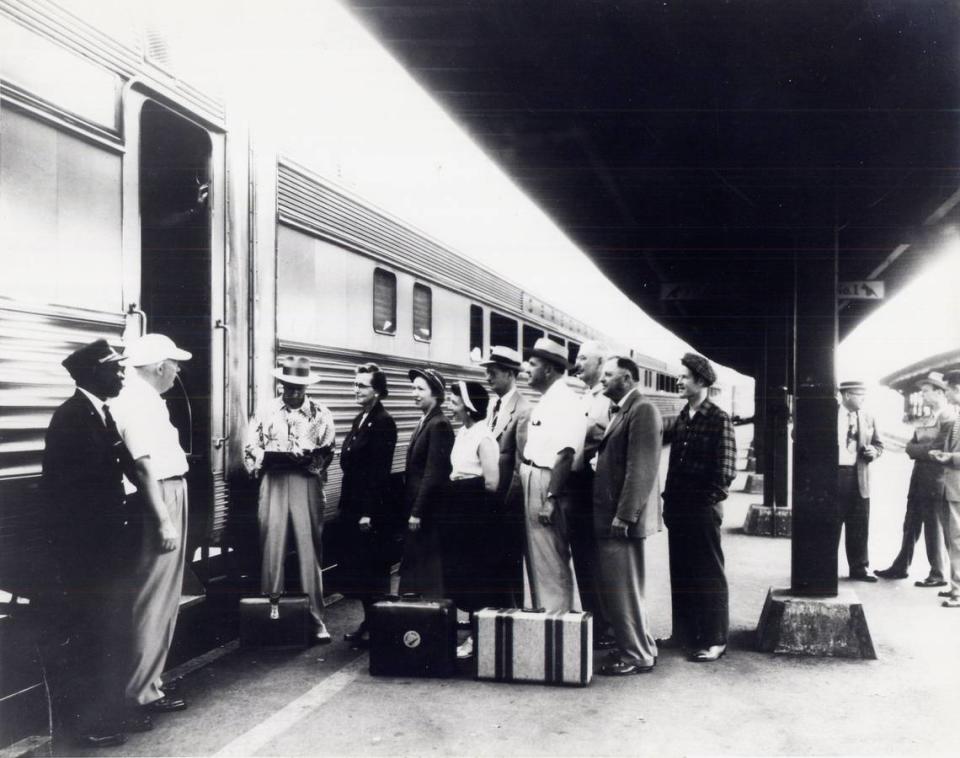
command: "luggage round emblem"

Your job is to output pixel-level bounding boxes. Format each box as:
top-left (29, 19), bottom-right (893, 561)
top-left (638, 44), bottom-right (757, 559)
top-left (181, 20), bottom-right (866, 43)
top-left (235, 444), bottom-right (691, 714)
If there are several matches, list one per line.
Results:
top-left (402, 630), bottom-right (421, 648)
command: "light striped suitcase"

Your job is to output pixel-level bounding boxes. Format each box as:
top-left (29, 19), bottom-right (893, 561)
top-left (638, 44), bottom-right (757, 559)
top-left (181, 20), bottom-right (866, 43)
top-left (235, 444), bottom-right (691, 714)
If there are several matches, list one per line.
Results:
top-left (474, 608), bottom-right (593, 686)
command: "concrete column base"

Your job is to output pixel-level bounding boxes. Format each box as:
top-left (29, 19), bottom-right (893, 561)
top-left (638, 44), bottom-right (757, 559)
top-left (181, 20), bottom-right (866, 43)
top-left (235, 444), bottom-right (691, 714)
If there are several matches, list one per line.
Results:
top-left (742, 504), bottom-right (792, 537)
top-left (755, 587), bottom-right (877, 659)
top-left (743, 473), bottom-right (764, 494)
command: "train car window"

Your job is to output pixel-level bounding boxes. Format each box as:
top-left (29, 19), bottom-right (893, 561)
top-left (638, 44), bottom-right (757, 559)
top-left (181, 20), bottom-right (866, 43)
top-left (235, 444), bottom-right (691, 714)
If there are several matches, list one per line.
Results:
top-left (547, 333), bottom-right (565, 346)
top-left (373, 268), bottom-right (397, 335)
top-left (413, 283), bottom-right (432, 341)
top-left (470, 304), bottom-right (484, 354)
top-left (657, 373), bottom-right (664, 391)
top-left (490, 312), bottom-right (519, 349)
top-left (522, 324), bottom-right (545, 360)
top-left (644, 369), bottom-right (653, 387)
top-left (567, 341), bottom-right (581, 368)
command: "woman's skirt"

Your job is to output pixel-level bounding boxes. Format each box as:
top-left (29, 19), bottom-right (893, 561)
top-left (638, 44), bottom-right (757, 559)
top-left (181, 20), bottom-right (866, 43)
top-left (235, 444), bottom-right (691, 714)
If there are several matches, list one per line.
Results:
top-left (439, 477), bottom-right (510, 612)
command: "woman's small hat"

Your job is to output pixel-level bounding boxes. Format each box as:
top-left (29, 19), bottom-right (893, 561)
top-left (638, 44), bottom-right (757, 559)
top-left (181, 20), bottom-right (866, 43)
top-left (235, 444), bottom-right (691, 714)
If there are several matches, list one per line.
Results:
top-left (408, 367), bottom-right (446, 397)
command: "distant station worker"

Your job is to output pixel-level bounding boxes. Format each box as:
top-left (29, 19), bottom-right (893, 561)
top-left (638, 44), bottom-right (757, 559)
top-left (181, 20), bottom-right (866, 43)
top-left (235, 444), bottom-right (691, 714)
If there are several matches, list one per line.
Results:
top-left (519, 338), bottom-right (587, 612)
top-left (928, 370), bottom-right (960, 608)
top-left (660, 353), bottom-right (736, 663)
top-left (875, 372), bottom-right (954, 586)
top-left (40, 340), bottom-right (134, 747)
top-left (836, 380), bottom-right (883, 583)
top-left (443, 380), bottom-right (500, 659)
top-left (244, 356), bottom-right (336, 642)
top-left (338, 364), bottom-right (398, 646)
top-left (569, 340), bottom-right (617, 650)
top-left (399, 367), bottom-right (454, 598)
top-left (593, 356), bottom-right (663, 676)
top-left (480, 345), bottom-right (530, 605)
top-left (111, 334), bottom-right (192, 719)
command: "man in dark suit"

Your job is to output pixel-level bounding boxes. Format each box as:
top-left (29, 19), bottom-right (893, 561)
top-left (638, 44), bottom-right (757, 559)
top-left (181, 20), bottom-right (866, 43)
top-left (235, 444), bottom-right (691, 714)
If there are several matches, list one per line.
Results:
top-left (593, 356), bottom-right (663, 675)
top-left (40, 339), bottom-right (135, 747)
top-left (836, 380), bottom-right (883, 582)
top-left (480, 346), bottom-right (531, 604)
top-left (929, 370), bottom-right (960, 608)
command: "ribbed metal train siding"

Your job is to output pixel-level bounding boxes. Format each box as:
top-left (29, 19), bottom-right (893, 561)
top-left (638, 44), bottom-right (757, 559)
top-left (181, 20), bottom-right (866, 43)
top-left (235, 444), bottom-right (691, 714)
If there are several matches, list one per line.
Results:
top-left (276, 163), bottom-right (524, 316)
top-left (0, 301), bottom-right (124, 591)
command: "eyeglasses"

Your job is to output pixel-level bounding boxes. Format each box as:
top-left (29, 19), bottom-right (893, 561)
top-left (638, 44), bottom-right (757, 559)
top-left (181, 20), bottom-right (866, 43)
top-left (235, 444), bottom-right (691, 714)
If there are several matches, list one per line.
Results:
top-left (353, 382), bottom-right (374, 390)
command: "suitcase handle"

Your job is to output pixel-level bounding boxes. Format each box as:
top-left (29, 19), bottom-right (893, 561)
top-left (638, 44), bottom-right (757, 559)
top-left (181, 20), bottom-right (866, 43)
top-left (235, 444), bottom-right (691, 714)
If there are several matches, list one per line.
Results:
top-left (522, 607), bottom-right (546, 613)
top-left (400, 592), bottom-right (423, 600)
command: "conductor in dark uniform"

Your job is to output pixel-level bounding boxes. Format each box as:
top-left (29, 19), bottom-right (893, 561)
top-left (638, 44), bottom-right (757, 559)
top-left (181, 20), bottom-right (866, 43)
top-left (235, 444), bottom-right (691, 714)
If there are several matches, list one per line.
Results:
top-left (339, 363), bottom-right (398, 645)
top-left (40, 339), bottom-right (135, 747)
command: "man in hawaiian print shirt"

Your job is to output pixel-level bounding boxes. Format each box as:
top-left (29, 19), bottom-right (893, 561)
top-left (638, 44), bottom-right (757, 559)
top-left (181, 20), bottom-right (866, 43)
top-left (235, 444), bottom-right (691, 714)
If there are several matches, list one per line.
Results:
top-left (245, 356), bottom-right (336, 641)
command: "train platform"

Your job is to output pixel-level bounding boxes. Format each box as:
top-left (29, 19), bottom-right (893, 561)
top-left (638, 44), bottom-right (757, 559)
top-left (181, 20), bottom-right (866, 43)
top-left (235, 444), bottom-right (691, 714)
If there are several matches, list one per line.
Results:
top-left (66, 451), bottom-right (957, 757)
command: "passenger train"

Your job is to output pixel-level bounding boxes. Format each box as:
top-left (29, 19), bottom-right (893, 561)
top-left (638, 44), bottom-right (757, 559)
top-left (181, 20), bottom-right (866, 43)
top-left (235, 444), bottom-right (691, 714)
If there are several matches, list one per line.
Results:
top-left (0, 2), bottom-right (749, 746)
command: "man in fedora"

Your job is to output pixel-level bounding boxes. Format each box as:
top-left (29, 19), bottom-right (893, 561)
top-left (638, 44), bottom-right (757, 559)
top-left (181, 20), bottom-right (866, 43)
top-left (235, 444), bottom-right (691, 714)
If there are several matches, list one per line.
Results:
top-left (518, 337), bottom-right (586, 612)
top-left (41, 339), bottom-right (135, 747)
top-left (876, 372), bottom-right (954, 586)
top-left (480, 345), bottom-right (531, 604)
top-left (244, 356), bottom-right (336, 641)
top-left (836, 380), bottom-right (883, 583)
top-left (111, 333), bottom-right (192, 719)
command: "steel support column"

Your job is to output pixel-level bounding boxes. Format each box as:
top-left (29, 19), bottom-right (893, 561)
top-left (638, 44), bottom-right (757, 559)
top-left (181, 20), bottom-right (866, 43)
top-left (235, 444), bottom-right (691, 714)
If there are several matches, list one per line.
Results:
top-left (790, 249), bottom-right (839, 596)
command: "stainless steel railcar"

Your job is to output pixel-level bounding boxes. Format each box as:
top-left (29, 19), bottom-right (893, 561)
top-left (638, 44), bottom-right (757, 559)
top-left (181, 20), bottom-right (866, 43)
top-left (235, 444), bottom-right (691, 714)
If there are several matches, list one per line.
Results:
top-left (0, 0), bottom-right (691, 621)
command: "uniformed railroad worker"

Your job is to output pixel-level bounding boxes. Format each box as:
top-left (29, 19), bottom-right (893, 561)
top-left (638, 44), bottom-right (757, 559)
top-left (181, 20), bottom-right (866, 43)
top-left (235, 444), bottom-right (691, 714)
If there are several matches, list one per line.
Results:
top-left (244, 356), bottom-right (336, 642)
top-left (40, 339), bottom-right (135, 747)
top-left (111, 333), bottom-right (192, 718)
top-left (518, 337), bottom-right (587, 612)
top-left (660, 353), bottom-right (736, 663)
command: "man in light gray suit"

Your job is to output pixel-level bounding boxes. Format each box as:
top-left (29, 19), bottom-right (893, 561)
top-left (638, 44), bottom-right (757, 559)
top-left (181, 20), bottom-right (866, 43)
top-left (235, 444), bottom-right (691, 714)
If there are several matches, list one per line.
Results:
top-left (593, 355), bottom-right (663, 675)
top-left (837, 380), bottom-right (883, 582)
top-left (930, 370), bottom-right (960, 608)
top-left (481, 345), bottom-right (531, 605)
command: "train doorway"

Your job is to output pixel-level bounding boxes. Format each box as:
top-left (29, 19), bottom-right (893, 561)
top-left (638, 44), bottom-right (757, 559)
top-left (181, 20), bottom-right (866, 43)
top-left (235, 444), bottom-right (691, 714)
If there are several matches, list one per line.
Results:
top-left (137, 100), bottom-right (218, 561)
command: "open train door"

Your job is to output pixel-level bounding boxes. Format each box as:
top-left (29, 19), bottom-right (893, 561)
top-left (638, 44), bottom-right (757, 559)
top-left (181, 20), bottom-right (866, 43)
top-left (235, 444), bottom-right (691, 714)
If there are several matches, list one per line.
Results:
top-left (122, 90), bottom-right (229, 587)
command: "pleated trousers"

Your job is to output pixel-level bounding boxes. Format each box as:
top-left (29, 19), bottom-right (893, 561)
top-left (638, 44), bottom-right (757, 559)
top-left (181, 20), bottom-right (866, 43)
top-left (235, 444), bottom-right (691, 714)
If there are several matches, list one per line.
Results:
top-left (258, 470), bottom-right (326, 624)
top-left (125, 477), bottom-right (188, 706)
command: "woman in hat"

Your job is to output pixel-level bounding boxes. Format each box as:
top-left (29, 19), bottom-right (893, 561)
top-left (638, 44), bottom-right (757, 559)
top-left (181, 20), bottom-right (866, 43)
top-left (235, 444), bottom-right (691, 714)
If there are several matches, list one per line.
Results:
top-left (244, 356), bottom-right (336, 642)
top-left (338, 364), bottom-right (398, 645)
top-left (398, 368), bottom-right (454, 598)
top-left (442, 380), bottom-right (500, 659)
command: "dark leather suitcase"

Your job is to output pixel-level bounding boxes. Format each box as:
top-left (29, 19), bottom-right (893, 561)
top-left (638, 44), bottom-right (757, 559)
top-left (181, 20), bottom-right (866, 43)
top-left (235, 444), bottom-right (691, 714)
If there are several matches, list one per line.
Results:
top-left (368, 595), bottom-right (457, 677)
top-left (239, 595), bottom-right (311, 648)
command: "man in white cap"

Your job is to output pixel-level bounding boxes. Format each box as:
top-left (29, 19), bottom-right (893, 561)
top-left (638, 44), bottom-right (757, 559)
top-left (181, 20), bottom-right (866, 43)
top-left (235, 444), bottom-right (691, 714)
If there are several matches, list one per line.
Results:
top-left (110, 333), bottom-right (192, 718)
top-left (836, 380), bottom-right (883, 583)
top-left (244, 357), bottom-right (336, 641)
top-left (518, 337), bottom-right (587, 612)
top-left (876, 372), bottom-right (954, 585)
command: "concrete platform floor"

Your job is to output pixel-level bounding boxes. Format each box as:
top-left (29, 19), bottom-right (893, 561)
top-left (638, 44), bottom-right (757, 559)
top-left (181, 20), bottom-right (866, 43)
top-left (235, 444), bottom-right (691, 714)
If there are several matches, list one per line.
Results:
top-left (72, 451), bottom-right (959, 757)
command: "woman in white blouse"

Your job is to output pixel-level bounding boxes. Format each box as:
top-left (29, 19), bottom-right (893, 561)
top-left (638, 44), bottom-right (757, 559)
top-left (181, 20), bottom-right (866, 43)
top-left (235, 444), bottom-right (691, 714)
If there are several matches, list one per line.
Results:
top-left (442, 380), bottom-right (500, 659)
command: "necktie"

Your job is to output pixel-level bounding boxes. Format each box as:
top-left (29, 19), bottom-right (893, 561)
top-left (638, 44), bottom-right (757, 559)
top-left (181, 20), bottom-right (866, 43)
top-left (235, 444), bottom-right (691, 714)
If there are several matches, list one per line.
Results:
top-left (847, 412), bottom-right (858, 444)
top-left (610, 403), bottom-right (621, 415)
top-left (490, 398), bottom-right (502, 430)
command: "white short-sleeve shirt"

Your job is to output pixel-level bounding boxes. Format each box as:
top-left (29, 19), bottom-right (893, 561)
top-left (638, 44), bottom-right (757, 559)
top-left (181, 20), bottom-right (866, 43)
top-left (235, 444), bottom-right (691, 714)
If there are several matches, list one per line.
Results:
top-left (450, 422), bottom-right (495, 480)
top-left (110, 371), bottom-right (189, 480)
top-left (522, 379), bottom-right (586, 468)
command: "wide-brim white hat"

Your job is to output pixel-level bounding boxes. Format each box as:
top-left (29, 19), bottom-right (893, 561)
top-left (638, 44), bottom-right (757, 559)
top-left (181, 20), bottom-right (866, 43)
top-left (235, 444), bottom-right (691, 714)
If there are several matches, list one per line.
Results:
top-left (273, 356), bottom-right (320, 385)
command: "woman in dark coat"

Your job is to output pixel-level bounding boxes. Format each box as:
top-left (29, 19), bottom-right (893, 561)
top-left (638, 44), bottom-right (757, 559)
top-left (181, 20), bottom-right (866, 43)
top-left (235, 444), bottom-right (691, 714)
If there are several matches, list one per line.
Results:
top-left (338, 364), bottom-right (398, 643)
top-left (398, 367), bottom-right (454, 598)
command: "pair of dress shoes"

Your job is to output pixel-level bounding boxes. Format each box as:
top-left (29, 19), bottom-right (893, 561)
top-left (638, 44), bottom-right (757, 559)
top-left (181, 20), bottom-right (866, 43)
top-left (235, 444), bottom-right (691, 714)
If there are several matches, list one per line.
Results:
top-left (593, 633), bottom-right (618, 651)
top-left (144, 695), bottom-right (188, 713)
top-left (849, 571), bottom-right (878, 583)
top-left (873, 567), bottom-right (907, 580)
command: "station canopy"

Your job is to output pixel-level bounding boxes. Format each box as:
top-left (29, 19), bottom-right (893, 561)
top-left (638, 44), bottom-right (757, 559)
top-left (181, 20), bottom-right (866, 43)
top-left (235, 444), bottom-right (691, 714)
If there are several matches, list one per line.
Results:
top-left (345, 0), bottom-right (960, 378)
